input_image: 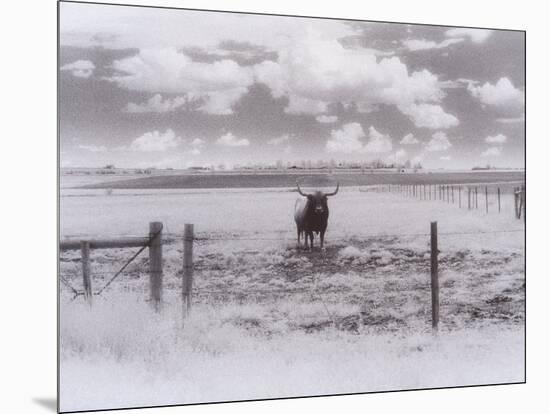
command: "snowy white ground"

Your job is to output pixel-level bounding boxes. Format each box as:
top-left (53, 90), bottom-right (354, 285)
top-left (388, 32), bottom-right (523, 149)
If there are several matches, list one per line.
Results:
top-left (59, 181), bottom-right (525, 412)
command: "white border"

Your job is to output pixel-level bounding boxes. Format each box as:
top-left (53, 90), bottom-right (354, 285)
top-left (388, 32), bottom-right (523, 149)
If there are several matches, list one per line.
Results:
top-left (3, 1), bottom-right (545, 413)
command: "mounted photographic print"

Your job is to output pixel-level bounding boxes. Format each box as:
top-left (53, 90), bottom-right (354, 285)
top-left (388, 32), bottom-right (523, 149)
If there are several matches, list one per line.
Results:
top-left (58, 1), bottom-right (526, 412)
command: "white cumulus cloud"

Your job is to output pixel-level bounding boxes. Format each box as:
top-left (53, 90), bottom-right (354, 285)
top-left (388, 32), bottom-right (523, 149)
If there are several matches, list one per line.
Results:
top-left (468, 77), bottom-right (524, 112)
top-left (267, 134), bottom-right (293, 145)
top-left (426, 131), bottom-right (452, 152)
top-left (316, 115), bottom-right (339, 124)
top-left (255, 30), bottom-right (454, 126)
top-left (364, 126), bottom-right (393, 153)
top-left (481, 147), bottom-right (502, 157)
top-left (325, 123), bottom-right (393, 154)
top-left (387, 148), bottom-right (408, 164)
top-left (400, 103), bottom-right (459, 129)
top-left (400, 133), bottom-right (419, 145)
top-left (485, 134), bottom-right (507, 144)
top-left (326, 123), bottom-right (365, 154)
top-left (109, 48), bottom-right (254, 115)
top-left (130, 129), bottom-right (183, 152)
top-left (61, 60), bottom-right (95, 78)
top-left (78, 144), bottom-right (107, 152)
top-left (125, 94), bottom-right (191, 113)
top-left (190, 138), bottom-right (205, 148)
top-left (217, 132), bottom-right (250, 147)
top-left (402, 38), bottom-right (463, 51)
top-left (187, 138), bottom-right (205, 155)
top-left (445, 28), bottom-right (492, 43)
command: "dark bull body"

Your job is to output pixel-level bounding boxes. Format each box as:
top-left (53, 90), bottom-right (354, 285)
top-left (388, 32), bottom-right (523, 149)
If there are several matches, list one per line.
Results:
top-left (294, 181), bottom-right (339, 249)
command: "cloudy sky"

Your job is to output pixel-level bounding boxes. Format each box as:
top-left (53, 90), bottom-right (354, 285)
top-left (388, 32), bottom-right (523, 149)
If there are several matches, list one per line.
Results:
top-left (59, 2), bottom-right (525, 169)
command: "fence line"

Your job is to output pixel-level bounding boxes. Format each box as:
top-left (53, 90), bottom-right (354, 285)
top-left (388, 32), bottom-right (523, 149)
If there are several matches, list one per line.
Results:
top-left (386, 182), bottom-right (525, 220)
top-left (60, 219), bottom-right (524, 331)
top-left (59, 222), bottom-right (164, 310)
top-left (193, 228), bottom-right (523, 242)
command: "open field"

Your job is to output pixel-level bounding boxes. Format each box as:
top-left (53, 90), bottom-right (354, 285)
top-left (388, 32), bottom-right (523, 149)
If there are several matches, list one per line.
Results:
top-left (74, 170), bottom-right (525, 190)
top-left (59, 177), bottom-right (525, 411)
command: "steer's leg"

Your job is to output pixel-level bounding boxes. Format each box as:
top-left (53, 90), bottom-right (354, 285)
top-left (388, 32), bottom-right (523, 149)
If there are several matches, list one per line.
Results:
top-left (320, 231), bottom-right (325, 249)
top-left (297, 227), bottom-right (301, 248)
top-left (308, 232), bottom-right (314, 251)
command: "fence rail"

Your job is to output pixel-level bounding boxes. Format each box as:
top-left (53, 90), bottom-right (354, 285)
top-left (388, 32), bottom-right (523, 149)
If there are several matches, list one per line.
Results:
top-left (60, 237), bottom-right (151, 251)
top-left (59, 222), bottom-right (164, 308)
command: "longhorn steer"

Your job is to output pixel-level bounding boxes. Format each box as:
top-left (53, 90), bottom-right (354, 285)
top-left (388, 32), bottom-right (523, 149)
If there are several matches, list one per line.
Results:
top-left (294, 181), bottom-right (339, 249)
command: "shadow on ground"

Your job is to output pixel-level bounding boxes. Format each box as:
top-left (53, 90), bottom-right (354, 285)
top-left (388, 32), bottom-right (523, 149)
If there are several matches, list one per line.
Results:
top-left (33, 398), bottom-right (57, 412)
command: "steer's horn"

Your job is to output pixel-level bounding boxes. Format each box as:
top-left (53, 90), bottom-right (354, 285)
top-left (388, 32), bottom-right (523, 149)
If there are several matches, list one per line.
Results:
top-left (296, 180), bottom-right (309, 197)
top-left (326, 182), bottom-right (340, 197)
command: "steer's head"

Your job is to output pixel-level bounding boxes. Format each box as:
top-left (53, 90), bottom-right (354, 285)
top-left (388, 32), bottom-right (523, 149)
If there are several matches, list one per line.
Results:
top-left (296, 180), bottom-right (339, 215)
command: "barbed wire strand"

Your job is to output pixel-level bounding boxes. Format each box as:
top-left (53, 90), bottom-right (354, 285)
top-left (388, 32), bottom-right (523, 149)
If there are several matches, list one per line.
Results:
top-left (60, 227), bottom-right (523, 246)
top-left (95, 226), bottom-right (162, 296)
top-left (310, 273), bottom-right (337, 327)
top-left (59, 226), bottom-right (523, 300)
top-left (59, 275), bottom-right (84, 301)
top-left (59, 275), bottom-right (80, 296)
top-left (193, 228), bottom-right (523, 242)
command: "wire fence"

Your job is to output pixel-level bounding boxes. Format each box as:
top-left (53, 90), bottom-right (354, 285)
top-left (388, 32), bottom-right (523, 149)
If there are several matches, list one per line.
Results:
top-left (382, 183), bottom-right (526, 220)
top-left (59, 224), bottom-right (162, 300)
top-left (194, 228), bottom-right (523, 242)
top-left (59, 219), bottom-right (525, 333)
top-left (60, 226), bottom-right (524, 301)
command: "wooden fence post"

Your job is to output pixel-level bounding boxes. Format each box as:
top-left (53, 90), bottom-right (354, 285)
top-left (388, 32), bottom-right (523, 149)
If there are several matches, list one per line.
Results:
top-left (514, 187), bottom-right (519, 218)
top-left (498, 187), bottom-right (501, 213)
top-left (183, 223), bottom-right (194, 314)
top-left (475, 187), bottom-right (478, 209)
top-left (149, 221), bottom-right (163, 311)
top-left (458, 186), bottom-right (461, 208)
top-left (517, 187), bottom-right (520, 219)
top-left (80, 241), bottom-right (92, 305)
top-left (485, 186), bottom-right (489, 213)
top-left (430, 221), bottom-right (439, 332)
top-left (468, 188), bottom-right (471, 210)
top-left (522, 186), bottom-right (526, 222)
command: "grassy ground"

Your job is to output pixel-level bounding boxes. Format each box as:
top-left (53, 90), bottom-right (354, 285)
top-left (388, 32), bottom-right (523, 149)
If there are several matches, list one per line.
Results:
top-left (59, 185), bottom-right (525, 412)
